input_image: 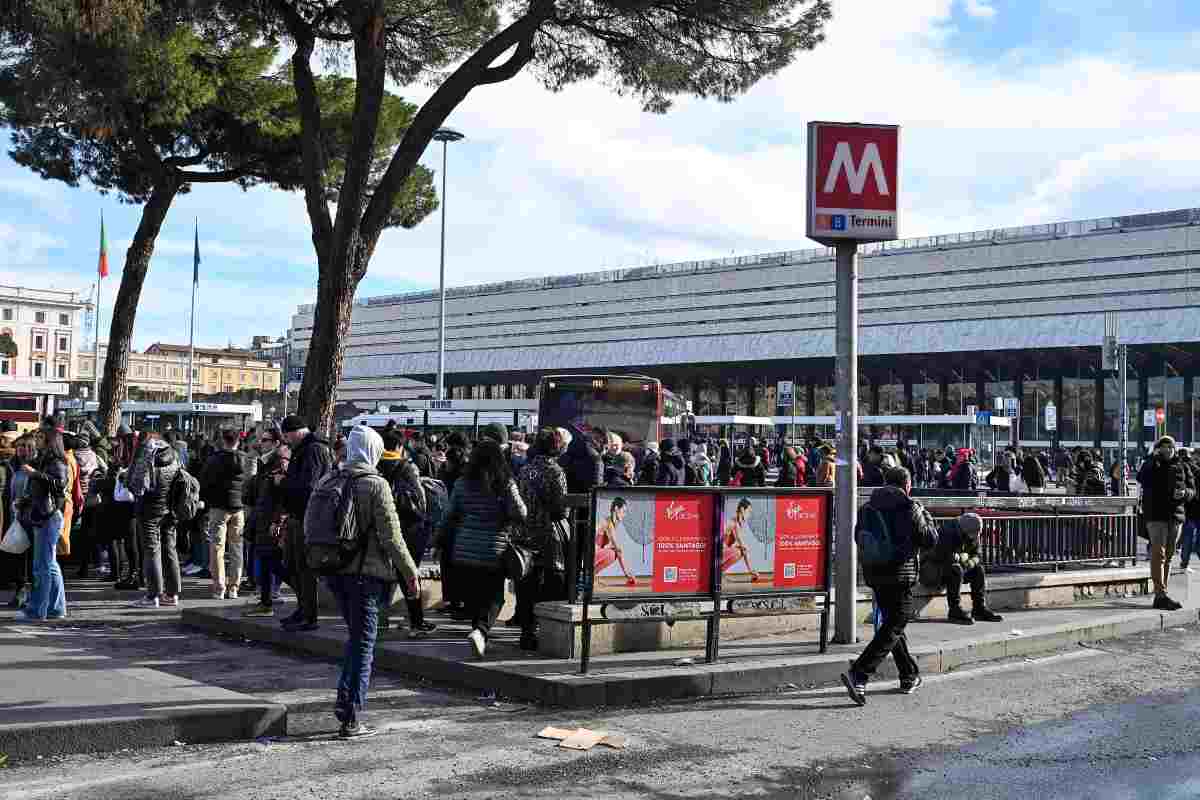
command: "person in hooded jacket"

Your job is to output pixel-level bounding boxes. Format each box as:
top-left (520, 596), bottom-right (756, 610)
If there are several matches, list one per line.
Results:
top-left (438, 431), bottom-right (470, 495)
top-left (655, 438), bottom-right (687, 486)
top-left (378, 431), bottom-right (436, 637)
top-left (919, 512), bottom-right (1003, 625)
top-left (945, 448), bottom-right (979, 491)
top-left (1073, 452), bottom-right (1108, 496)
top-left (604, 451), bottom-right (636, 488)
top-left (324, 425), bottom-right (420, 739)
top-left (732, 447), bottom-right (766, 487)
top-left (638, 441), bottom-right (660, 486)
top-left (130, 436), bottom-right (181, 609)
top-left (1021, 451), bottom-right (1047, 494)
top-left (688, 441), bottom-right (715, 486)
top-left (841, 467), bottom-right (938, 705)
top-left (985, 458), bottom-right (1013, 492)
top-left (861, 447), bottom-right (886, 488)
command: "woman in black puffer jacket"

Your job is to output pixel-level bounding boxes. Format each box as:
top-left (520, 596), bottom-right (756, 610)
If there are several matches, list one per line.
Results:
top-left (438, 440), bottom-right (527, 658)
top-left (134, 440), bottom-right (180, 609)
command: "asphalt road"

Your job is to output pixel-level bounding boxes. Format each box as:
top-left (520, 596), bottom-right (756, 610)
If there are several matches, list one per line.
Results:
top-left (6, 608), bottom-right (1200, 800)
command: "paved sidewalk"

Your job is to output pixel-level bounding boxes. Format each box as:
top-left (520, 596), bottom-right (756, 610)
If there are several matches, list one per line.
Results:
top-left (183, 590), bottom-right (1199, 708)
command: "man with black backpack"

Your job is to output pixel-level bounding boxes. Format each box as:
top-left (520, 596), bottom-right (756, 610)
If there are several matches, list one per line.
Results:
top-left (200, 428), bottom-right (247, 600)
top-left (842, 466), bottom-right (939, 706)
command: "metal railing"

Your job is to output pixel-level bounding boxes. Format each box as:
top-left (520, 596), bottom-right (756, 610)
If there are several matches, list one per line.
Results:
top-left (936, 511), bottom-right (1139, 571)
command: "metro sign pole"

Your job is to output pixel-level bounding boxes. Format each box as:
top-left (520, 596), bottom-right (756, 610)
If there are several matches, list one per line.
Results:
top-left (807, 121), bottom-right (900, 644)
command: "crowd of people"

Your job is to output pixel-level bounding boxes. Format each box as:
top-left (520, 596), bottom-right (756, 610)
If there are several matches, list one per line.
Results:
top-left (2, 414), bottom-right (1188, 734)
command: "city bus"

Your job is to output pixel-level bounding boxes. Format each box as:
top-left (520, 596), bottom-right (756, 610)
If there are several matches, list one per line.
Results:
top-left (537, 374), bottom-right (687, 448)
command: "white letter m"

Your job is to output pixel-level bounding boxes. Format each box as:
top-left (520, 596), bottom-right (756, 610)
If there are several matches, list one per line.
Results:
top-left (823, 142), bottom-right (889, 196)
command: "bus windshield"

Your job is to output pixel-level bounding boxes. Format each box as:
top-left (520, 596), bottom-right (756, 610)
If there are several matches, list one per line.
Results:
top-left (538, 375), bottom-right (660, 447)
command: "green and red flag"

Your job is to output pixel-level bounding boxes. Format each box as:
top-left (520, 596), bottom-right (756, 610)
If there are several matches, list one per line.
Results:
top-left (98, 213), bottom-right (109, 278)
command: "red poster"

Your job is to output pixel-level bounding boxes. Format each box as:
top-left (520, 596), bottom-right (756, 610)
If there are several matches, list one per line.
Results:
top-left (773, 495), bottom-right (827, 590)
top-left (651, 495), bottom-right (713, 593)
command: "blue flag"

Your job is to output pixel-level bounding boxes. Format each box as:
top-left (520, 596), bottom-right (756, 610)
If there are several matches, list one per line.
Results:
top-left (193, 220), bottom-right (200, 284)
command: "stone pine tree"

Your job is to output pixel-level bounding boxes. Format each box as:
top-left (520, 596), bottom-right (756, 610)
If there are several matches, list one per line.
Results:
top-left (0, 1), bottom-right (436, 434)
top-left (230, 0), bottom-right (831, 434)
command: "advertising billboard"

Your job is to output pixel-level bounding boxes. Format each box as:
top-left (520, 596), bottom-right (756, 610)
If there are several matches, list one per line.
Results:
top-left (719, 493), bottom-right (828, 592)
top-left (593, 491), bottom-right (715, 595)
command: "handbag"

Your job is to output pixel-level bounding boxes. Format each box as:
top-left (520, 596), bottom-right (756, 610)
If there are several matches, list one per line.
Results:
top-left (114, 478), bottom-right (134, 504)
top-left (502, 539), bottom-right (535, 582)
top-left (0, 518), bottom-right (31, 554)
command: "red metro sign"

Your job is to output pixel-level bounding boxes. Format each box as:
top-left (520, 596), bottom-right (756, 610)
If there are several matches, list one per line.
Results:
top-left (807, 121), bottom-right (900, 244)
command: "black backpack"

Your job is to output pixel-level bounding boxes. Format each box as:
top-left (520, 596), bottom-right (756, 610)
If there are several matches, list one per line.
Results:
top-left (414, 477), bottom-right (448, 559)
top-left (168, 468), bottom-right (203, 523)
top-left (304, 471), bottom-right (370, 575)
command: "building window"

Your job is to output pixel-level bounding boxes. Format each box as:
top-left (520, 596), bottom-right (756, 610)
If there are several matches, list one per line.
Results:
top-left (135, 365), bottom-right (144, 377)
top-left (56, 363), bottom-right (67, 379)
top-left (59, 313), bottom-right (69, 326)
top-left (35, 311), bottom-right (45, 324)
top-left (1, 309), bottom-right (11, 321)
top-left (58, 336), bottom-right (68, 352)
top-left (154, 367), bottom-right (163, 378)
top-left (33, 334), bottom-right (44, 351)
top-left (32, 361), bottom-right (43, 378)
top-left (192, 368), bottom-right (199, 379)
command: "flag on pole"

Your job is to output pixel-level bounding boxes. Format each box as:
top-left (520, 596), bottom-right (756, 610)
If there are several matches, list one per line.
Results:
top-left (193, 219), bottom-right (200, 284)
top-left (98, 213), bottom-right (109, 278)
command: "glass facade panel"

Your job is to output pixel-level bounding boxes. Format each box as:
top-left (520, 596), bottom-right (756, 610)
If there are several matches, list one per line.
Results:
top-left (814, 380), bottom-right (834, 416)
top-left (1021, 379), bottom-right (1053, 441)
top-left (984, 381), bottom-right (1013, 415)
top-left (1062, 378), bottom-right (1097, 442)
top-left (878, 383), bottom-right (904, 414)
top-left (949, 382), bottom-right (976, 414)
top-left (912, 382), bottom-right (942, 414)
top-left (698, 381), bottom-right (723, 415)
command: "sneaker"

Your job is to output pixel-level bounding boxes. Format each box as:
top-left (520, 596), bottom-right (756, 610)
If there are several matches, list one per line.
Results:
top-left (242, 603), bottom-right (275, 618)
top-left (947, 606), bottom-right (975, 625)
top-left (1163, 596), bottom-right (1184, 611)
top-left (407, 622), bottom-right (437, 639)
top-left (1153, 595), bottom-right (1174, 610)
top-left (841, 670), bottom-right (867, 706)
top-left (339, 722), bottom-right (378, 740)
top-left (132, 596), bottom-right (160, 609)
top-left (468, 628), bottom-right (486, 659)
top-left (160, 595), bottom-right (181, 608)
top-left (1187, 567), bottom-right (1196, 574)
top-left (182, 564), bottom-right (203, 576)
top-left (226, 587), bottom-right (239, 600)
top-left (899, 675), bottom-right (923, 695)
top-left (211, 588), bottom-right (227, 600)
top-left (14, 610), bottom-right (42, 623)
top-left (972, 606), bottom-right (1004, 623)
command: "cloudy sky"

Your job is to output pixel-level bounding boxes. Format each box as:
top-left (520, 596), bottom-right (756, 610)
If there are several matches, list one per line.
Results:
top-left (5, 0), bottom-right (1200, 350)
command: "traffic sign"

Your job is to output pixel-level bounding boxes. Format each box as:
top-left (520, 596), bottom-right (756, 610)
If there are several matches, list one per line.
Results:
top-left (1004, 397), bottom-right (1019, 418)
top-left (777, 380), bottom-right (794, 407)
top-left (1144, 409), bottom-right (1156, 427)
top-left (807, 122), bottom-right (900, 244)
top-left (1044, 403), bottom-right (1057, 431)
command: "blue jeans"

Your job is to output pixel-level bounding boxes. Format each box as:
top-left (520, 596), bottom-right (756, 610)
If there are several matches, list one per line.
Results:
top-left (1181, 520), bottom-right (1199, 566)
top-left (256, 546), bottom-right (286, 606)
top-left (325, 575), bottom-right (390, 725)
top-left (27, 511), bottom-right (66, 619)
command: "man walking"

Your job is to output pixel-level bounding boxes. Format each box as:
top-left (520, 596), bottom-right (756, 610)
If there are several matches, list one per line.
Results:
top-left (200, 428), bottom-right (247, 600)
top-left (1137, 435), bottom-right (1195, 610)
top-left (842, 467), bottom-right (939, 705)
top-left (279, 415), bottom-right (334, 632)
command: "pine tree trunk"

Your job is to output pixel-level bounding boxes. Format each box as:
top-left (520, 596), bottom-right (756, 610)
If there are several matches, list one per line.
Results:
top-left (97, 179), bottom-right (180, 436)
top-left (296, 246), bottom-right (362, 437)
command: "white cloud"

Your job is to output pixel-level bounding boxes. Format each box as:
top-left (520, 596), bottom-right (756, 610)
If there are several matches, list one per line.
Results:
top-left (964, 0), bottom-right (998, 20)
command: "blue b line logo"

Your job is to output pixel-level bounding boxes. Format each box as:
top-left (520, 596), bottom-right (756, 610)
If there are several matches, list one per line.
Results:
top-left (831, 214), bottom-right (847, 231)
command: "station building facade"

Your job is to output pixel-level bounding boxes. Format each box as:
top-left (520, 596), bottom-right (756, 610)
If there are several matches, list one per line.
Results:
top-left (290, 207), bottom-right (1200, 453)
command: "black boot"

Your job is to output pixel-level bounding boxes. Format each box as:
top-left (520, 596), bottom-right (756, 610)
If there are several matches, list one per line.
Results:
top-left (972, 605), bottom-right (1004, 622)
top-left (947, 605), bottom-right (974, 625)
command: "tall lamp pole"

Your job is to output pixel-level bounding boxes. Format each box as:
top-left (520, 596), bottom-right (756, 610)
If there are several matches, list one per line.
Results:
top-left (434, 127), bottom-right (464, 401)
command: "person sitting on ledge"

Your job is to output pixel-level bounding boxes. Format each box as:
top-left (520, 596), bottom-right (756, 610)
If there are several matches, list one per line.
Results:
top-left (920, 512), bottom-right (1003, 625)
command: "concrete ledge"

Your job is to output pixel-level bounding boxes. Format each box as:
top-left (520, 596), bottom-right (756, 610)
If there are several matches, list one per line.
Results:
top-left (181, 600), bottom-right (1200, 710)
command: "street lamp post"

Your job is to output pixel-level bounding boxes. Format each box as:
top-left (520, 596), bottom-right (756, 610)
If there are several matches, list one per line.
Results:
top-left (434, 127), bottom-right (464, 401)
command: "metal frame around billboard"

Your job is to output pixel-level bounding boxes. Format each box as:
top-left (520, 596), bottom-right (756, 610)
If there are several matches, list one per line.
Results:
top-left (580, 486), bottom-right (834, 674)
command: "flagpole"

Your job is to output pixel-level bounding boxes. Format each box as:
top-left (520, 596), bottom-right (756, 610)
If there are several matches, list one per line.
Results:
top-left (188, 218), bottom-right (197, 405)
top-left (92, 278), bottom-right (101, 406)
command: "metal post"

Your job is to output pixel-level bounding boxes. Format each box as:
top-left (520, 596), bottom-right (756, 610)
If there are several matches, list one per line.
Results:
top-left (834, 242), bottom-right (859, 644)
top-left (1120, 343), bottom-right (1128, 495)
top-left (436, 139), bottom-right (448, 401)
top-left (282, 336), bottom-right (290, 416)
